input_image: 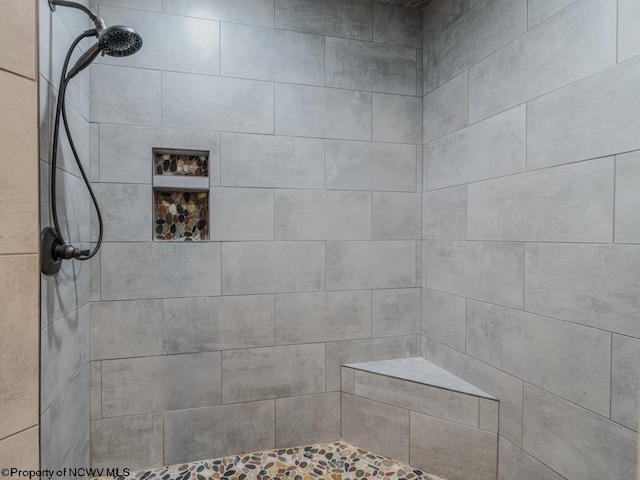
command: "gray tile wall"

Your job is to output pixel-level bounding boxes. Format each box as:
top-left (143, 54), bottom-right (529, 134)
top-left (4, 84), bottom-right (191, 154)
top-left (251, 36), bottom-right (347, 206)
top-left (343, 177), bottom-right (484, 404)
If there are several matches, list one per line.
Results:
top-left (89, 0), bottom-right (423, 469)
top-left (422, 0), bottom-right (640, 478)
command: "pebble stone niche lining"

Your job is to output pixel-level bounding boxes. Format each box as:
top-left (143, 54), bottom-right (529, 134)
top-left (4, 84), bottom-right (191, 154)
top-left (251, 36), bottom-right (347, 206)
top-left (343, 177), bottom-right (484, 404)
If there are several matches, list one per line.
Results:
top-left (94, 442), bottom-right (447, 480)
top-left (154, 190), bottom-right (209, 241)
top-left (155, 151), bottom-right (209, 177)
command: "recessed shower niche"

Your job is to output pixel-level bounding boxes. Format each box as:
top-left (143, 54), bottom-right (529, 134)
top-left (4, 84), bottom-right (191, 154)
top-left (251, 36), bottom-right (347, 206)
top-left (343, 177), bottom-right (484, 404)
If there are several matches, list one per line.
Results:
top-left (153, 149), bottom-right (210, 241)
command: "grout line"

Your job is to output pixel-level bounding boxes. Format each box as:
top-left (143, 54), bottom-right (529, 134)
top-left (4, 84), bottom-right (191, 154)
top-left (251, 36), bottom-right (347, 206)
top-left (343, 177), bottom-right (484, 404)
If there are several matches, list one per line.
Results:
top-left (613, 156), bottom-right (617, 242)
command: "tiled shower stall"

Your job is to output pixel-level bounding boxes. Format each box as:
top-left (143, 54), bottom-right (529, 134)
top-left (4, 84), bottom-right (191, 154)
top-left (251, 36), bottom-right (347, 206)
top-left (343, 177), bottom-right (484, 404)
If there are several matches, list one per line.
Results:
top-left (35, 0), bottom-right (640, 479)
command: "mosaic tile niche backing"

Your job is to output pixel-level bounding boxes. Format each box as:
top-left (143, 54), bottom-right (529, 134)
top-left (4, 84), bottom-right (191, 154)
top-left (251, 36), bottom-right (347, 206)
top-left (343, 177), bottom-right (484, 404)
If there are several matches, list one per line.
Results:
top-left (155, 190), bottom-right (208, 241)
top-left (155, 150), bottom-right (209, 176)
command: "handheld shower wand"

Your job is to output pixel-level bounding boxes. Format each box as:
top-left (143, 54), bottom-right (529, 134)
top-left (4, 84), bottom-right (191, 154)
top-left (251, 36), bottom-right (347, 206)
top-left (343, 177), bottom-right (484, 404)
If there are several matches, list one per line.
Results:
top-left (41, 0), bottom-right (143, 276)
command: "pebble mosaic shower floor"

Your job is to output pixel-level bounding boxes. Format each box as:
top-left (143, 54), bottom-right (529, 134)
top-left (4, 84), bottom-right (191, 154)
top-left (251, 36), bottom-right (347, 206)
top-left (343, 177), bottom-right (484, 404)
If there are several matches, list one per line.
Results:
top-left (96, 441), bottom-right (446, 480)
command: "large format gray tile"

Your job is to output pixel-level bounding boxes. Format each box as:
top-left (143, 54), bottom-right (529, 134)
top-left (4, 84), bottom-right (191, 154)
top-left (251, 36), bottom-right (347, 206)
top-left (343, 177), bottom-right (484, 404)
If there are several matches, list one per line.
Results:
top-left (91, 300), bottom-right (162, 360)
top-left (275, 190), bottom-right (371, 240)
top-left (427, 105), bottom-right (526, 190)
top-left (93, 184), bottom-right (152, 242)
top-left (101, 242), bottom-right (221, 300)
top-left (91, 65), bottom-right (160, 126)
top-left (422, 0), bottom-right (470, 47)
top-left (325, 140), bottom-right (417, 192)
top-left (164, 401), bottom-right (275, 465)
top-left (326, 241), bottom-right (416, 290)
top-left (467, 300), bottom-right (611, 415)
top-left (423, 71), bottom-right (468, 143)
top-left (221, 241), bottom-right (324, 295)
top-left (326, 37), bottom-right (416, 95)
top-left (372, 192), bottom-right (421, 240)
top-left (275, 291), bottom-right (371, 344)
top-left (372, 93), bottom-right (422, 144)
top-left (611, 334), bottom-right (640, 431)
top-left (422, 337), bottom-right (524, 446)
top-left (98, 6), bottom-right (219, 75)
top-left (426, 241), bottom-right (524, 309)
top-left (425, 0), bottom-right (527, 91)
top-left (163, 0), bottom-right (275, 27)
top-left (423, 185), bottom-right (467, 240)
top-left (525, 243), bottom-right (640, 337)
top-left (275, 84), bottom-right (371, 140)
top-left (0, 427), bottom-right (38, 471)
top-left (410, 412), bottom-right (497, 480)
top-left (211, 187), bottom-right (274, 241)
top-left (467, 158), bottom-right (614, 242)
top-left (523, 385), bottom-right (638, 479)
top-left (469, 0), bottom-right (616, 121)
top-left (90, 362), bottom-right (101, 420)
top-left (619, 0), bottom-right (640, 62)
top-left (163, 295), bottom-right (274, 354)
top-left (275, 0), bottom-right (372, 40)
top-left (325, 336), bottom-right (418, 391)
top-left (342, 394), bottom-right (409, 463)
top-left (101, 352), bottom-right (222, 417)
top-left (527, 0), bottom-right (576, 28)
top-left (91, 413), bottom-right (163, 471)
top-left (498, 436), bottom-right (565, 480)
top-left (221, 23), bottom-right (323, 85)
top-left (220, 133), bottom-right (324, 189)
top-left (275, 393), bottom-right (341, 447)
top-left (163, 72), bottom-right (274, 134)
top-left (372, 288), bottom-right (421, 337)
top-left (527, 56), bottom-right (640, 169)
top-left (222, 344), bottom-right (325, 403)
top-left (373, 3), bottom-right (422, 48)
top-left (615, 151), bottom-right (640, 244)
top-left (422, 289), bottom-right (466, 353)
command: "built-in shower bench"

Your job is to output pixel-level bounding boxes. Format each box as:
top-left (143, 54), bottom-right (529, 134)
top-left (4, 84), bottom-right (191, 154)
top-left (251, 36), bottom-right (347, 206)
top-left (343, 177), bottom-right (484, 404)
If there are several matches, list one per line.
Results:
top-left (340, 357), bottom-right (499, 480)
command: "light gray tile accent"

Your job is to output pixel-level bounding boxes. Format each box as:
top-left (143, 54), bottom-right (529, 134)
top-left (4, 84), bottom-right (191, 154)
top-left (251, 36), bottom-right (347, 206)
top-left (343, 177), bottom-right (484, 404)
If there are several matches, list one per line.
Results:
top-left (618, 0), bottom-right (640, 62)
top-left (275, 189), bottom-right (371, 240)
top-left (92, 0), bottom-right (161, 11)
top-left (422, 337), bottom-right (524, 446)
top-left (525, 243), bottom-right (640, 337)
top-left (275, 393), bottom-right (341, 447)
top-left (425, 0), bottom-right (527, 91)
top-left (90, 300), bottom-right (163, 360)
top-left (423, 185), bottom-right (467, 240)
top-left (275, 0), bottom-right (372, 41)
top-left (98, 124), bottom-right (220, 185)
top-left (612, 334), bottom-right (640, 431)
top-left (352, 370), bottom-right (479, 427)
top-left (210, 187), bottom-right (274, 241)
top-left (220, 133), bottom-right (324, 189)
top-left (222, 344), bottom-right (325, 403)
top-left (372, 192), bottom-right (421, 240)
top-left (325, 336), bottom-right (418, 391)
top-left (163, 295), bottom-right (275, 354)
top-left (325, 37), bottom-right (417, 95)
top-left (162, 72), bottom-right (274, 134)
top-left (479, 398), bottom-right (499, 433)
top-left (467, 300), bottom-right (611, 415)
top-left (275, 291), bottom-right (371, 344)
top-left (615, 151), bottom-right (640, 243)
top-left (410, 412), bottom-right (497, 480)
top-left (373, 3), bottom-right (422, 48)
top-left (221, 241), bottom-right (324, 295)
top-left (162, 0), bottom-right (275, 27)
top-left (527, 0), bottom-right (576, 28)
top-left (90, 413), bottom-right (163, 471)
top-left (326, 241), bottom-right (417, 290)
top-left (423, 71), bottom-right (468, 143)
top-left (275, 84), bottom-right (371, 140)
top-left (467, 158), bottom-right (614, 242)
top-left (164, 401), bottom-right (275, 465)
top-left (221, 23), bottom-right (324, 85)
top-left (372, 93), bottom-right (422, 144)
top-left (91, 65), bottom-right (161, 126)
top-left (372, 288), bottom-right (421, 337)
top-left (422, 0), bottom-right (470, 47)
top-left (325, 140), bottom-right (416, 192)
top-left (422, 289), bottom-right (466, 353)
top-left (90, 362), bottom-right (101, 420)
top-left (426, 241), bottom-right (524, 309)
top-left (527, 56), bottom-right (640, 169)
top-left (342, 393), bottom-right (409, 463)
top-left (427, 105), bottom-right (526, 190)
top-left (498, 436), bottom-right (565, 480)
top-left (101, 352), bottom-right (222, 417)
top-left (93, 184), bottom-right (152, 242)
top-left (523, 385), bottom-right (638, 479)
top-left (469, 0), bottom-right (616, 122)
top-left (98, 6), bottom-right (220, 75)
top-left (101, 242), bottom-right (221, 300)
